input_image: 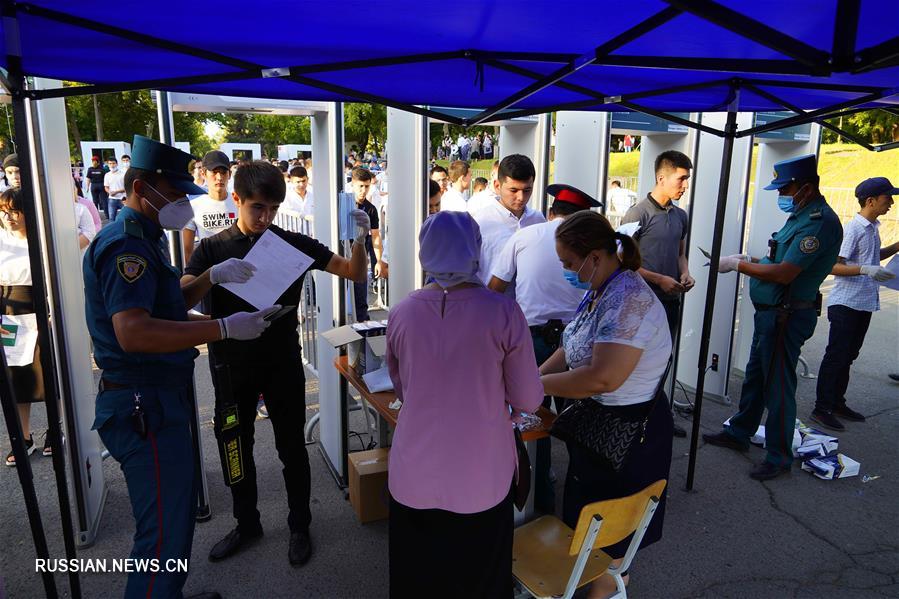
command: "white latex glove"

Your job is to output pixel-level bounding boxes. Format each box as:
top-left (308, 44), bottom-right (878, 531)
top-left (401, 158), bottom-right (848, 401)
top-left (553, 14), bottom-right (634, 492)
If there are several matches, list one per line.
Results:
top-left (718, 254), bottom-right (746, 273)
top-left (351, 208), bottom-right (371, 244)
top-left (210, 258), bottom-right (256, 285)
top-left (859, 264), bottom-right (896, 282)
top-left (220, 305), bottom-right (280, 340)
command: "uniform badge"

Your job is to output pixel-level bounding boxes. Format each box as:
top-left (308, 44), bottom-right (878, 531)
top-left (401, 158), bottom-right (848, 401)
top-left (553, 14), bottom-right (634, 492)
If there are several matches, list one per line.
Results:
top-left (116, 254), bottom-right (148, 282)
top-left (799, 236), bottom-right (820, 254)
top-left (773, 168), bottom-right (778, 180)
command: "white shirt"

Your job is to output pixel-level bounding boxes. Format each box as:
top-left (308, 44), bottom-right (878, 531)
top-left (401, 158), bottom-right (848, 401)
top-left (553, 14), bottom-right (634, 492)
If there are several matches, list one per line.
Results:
top-left (0, 229), bottom-right (31, 285)
top-left (440, 188), bottom-right (468, 212)
top-left (471, 200), bottom-right (546, 284)
top-left (74, 202), bottom-right (97, 243)
top-left (828, 213), bottom-right (884, 312)
top-left (491, 219), bottom-right (585, 326)
top-left (607, 187), bottom-right (636, 216)
top-left (466, 189), bottom-right (498, 214)
top-left (103, 169), bottom-right (126, 199)
top-left (562, 270), bottom-right (671, 406)
top-left (186, 194), bottom-right (238, 240)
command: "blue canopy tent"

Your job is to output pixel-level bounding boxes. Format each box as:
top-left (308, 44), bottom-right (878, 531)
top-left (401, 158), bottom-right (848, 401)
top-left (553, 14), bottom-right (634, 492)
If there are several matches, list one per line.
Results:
top-left (3, 1), bottom-right (899, 596)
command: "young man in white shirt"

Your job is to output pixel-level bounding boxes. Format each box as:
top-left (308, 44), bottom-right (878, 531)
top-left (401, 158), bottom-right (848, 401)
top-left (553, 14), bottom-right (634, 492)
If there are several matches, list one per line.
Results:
top-left (182, 150), bottom-right (238, 263)
top-left (488, 183), bottom-right (599, 514)
top-left (812, 177), bottom-right (898, 431)
top-left (439, 160), bottom-right (471, 212)
top-left (467, 160), bottom-right (500, 214)
top-left (470, 154), bottom-right (546, 285)
top-left (284, 166), bottom-right (315, 236)
top-left (103, 157), bottom-right (127, 221)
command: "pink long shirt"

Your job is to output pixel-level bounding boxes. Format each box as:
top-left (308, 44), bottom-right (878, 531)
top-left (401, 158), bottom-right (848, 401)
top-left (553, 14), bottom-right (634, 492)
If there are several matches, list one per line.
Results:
top-left (386, 286), bottom-right (544, 514)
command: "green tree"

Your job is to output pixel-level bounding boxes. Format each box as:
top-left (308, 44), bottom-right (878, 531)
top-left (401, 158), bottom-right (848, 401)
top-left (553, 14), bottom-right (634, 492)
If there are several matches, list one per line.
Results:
top-left (822, 110), bottom-right (899, 144)
top-left (217, 113), bottom-right (310, 158)
top-left (344, 103), bottom-right (387, 156)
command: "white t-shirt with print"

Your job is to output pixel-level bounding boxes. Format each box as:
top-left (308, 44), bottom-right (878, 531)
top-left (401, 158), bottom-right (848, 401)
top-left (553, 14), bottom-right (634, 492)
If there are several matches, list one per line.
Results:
top-left (562, 270), bottom-right (671, 406)
top-left (186, 194), bottom-right (238, 240)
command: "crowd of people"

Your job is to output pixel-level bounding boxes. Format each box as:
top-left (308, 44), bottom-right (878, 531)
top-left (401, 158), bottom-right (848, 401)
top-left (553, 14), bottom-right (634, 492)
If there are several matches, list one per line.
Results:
top-left (1, 133), bottom-right (897, 599)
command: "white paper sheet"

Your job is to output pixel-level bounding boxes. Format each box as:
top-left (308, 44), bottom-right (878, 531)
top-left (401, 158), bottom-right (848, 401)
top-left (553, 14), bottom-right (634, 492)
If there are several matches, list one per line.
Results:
top-left (2, 313), bottom-right (38, 367)
top-left (221, 229), bottom-right (315, 310)
top-left (616, 222), bottom-right (641, 238)
top-left (880, 255), bottom-right (899, 291)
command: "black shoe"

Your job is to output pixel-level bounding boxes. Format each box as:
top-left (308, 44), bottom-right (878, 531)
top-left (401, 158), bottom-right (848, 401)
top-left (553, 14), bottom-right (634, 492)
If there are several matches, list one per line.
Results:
top-left (889, 373), bottom-right (899, 382)
top-left (209, 527), bottom-right (263, 562)
top-left (810, 409), bottom-right (845, 432)
top-left (288, 530), bottom-right (312, 566)
top-left (702, 431), bottom-right (749, 452)
top-left (185, 593), bottom-right (222, 599)
top-left (833, 404), bottom-right (866, 422)
top-left (749, 462), bottom-right (790, 481)
top-left (673, 423), bottom-right (687, 438)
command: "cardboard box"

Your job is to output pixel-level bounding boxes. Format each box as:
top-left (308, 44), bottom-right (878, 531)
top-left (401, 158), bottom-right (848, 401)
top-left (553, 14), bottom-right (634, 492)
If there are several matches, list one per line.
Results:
top-left (348, 448), bottom-right (390, 523)
top-left (321, 321), bottom-right (388, 376)
top-left (801, 453), bottom-right (860, 480)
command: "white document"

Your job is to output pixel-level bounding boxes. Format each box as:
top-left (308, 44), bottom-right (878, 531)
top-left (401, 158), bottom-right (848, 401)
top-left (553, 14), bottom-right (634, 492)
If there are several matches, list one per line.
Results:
top-left (880, 255), bottom-right (899, 291)
top-left (222, 229), bottom-right (315, 310)
top-left (2, 313), bottom-right (38, 367)
top-left (616, 222), bottom-right (641, 238)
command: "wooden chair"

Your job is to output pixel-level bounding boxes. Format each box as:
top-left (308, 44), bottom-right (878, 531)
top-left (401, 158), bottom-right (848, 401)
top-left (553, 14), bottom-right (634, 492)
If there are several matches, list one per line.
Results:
top-left (512, 479), bottom-right (667, 599)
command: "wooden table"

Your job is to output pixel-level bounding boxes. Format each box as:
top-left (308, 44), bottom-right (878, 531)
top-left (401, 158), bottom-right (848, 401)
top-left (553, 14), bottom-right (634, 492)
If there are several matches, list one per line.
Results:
top-left (334, 356), bottom-right (556, 521)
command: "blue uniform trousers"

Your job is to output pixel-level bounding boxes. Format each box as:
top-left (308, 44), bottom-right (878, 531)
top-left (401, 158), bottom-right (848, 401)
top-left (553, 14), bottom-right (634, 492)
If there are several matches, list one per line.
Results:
top-left (726, 308), bottom-right (818, 467)
top-left (97, 385), bottom-right (197, 599)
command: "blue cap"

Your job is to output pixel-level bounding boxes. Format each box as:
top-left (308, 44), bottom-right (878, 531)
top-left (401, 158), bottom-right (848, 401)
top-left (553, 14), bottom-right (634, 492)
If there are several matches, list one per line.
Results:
top-left (855, 177), bottom-right (899, 200)
top-left (129, 135), bottom-right (206, 195)
top-left (763, 154), bottom-right (818, 191)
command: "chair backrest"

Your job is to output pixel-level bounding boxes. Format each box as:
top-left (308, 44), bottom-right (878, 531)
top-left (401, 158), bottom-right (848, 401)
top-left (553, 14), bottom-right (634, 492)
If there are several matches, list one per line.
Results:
top-left (568, 479), bottom-right (667, 555)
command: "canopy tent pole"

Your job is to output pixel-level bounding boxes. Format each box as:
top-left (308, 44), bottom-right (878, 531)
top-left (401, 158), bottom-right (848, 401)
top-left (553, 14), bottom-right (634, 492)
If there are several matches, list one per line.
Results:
top-left (5, 26), bottom-right (82, 596)
top-left (685, 108), bottom-right (738, 491)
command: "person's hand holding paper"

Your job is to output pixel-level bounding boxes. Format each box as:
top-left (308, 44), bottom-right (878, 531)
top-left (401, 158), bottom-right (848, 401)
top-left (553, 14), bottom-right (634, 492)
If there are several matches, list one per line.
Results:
top-left (210, 257), bottom-right (256, 285)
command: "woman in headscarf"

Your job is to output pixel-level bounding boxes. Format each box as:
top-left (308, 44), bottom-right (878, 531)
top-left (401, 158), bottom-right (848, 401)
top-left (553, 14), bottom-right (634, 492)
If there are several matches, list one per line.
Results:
top-left (385, 211), bottom-right (543, 598)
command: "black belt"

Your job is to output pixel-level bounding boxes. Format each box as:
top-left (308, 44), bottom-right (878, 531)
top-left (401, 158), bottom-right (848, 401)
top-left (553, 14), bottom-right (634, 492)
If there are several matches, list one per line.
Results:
top-left (753, 301), bottom-right (816, 311)
top-left (98, 378), bottom-right (129, 392)
top-left (529, 319), bottom-right (564, 333)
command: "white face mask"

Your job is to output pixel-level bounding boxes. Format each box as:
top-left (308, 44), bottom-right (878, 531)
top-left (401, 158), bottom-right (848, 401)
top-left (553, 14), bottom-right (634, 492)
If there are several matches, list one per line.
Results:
top-left (108, 165), bottom-right (118, 172)
top-left (143, 182), bottom-right (193, 230)
top-left (121, 161), bottom-right (130, 168)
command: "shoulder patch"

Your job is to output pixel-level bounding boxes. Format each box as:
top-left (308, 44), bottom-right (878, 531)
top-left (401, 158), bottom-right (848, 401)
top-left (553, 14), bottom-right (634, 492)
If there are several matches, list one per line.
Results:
top-left (799, 236), bottom-right (820, 254)
top-left (116, 254), bottom-right (148, 282)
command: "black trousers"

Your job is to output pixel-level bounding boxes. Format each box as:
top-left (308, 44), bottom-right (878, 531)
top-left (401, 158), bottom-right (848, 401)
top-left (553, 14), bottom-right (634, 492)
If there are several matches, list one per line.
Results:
top-left (389, 488), bottom-right (514, 599)
top-left (90, 184), bottom-right (107, 213)
top-left (211, 358), bottom-right (312, 533)
top-left (815, 304), bottom-right (873, 412)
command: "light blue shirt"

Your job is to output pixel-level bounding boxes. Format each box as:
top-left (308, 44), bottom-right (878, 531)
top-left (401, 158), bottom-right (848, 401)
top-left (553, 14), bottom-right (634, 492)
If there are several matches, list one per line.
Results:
top-left (828, 213), bottom-right (883, 312)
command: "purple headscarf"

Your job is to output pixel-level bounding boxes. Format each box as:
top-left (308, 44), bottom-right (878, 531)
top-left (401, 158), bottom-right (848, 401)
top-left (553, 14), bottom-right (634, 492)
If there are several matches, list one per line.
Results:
top-left (419, 211), bottom-right (483, 289)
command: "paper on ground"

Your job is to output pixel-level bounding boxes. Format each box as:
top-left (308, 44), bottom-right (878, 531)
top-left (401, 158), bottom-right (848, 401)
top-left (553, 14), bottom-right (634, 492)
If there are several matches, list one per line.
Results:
top-left (2, 313), bottom-right (38, 367)
top-left (880, 255), bottom-right (899, 291)
top-left (222, 229), bottom-right (314, 309)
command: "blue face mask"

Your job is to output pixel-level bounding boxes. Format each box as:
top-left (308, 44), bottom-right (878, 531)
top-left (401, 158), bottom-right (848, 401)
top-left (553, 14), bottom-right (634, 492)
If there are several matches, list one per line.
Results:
top-left (777, 194), bottom-right (795, 213)
top-left (563, 258), bottom-right (596, 290)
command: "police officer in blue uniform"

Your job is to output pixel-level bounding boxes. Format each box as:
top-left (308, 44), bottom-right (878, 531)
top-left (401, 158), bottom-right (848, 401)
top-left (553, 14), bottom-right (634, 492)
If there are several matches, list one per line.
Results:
top-left (703, 154), bottom-right (842, 481)
top-left (84, 135), bottom-right (279, 599)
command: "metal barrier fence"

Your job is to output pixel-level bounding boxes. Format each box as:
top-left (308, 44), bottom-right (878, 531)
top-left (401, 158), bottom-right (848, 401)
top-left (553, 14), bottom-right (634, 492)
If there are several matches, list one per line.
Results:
top-left (273, 208), bottom-right (319, 374)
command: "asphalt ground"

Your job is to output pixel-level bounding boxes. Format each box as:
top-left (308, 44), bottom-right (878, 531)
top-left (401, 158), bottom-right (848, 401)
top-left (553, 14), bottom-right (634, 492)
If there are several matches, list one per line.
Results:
top-left (1, 285), bottom-right (897, 598)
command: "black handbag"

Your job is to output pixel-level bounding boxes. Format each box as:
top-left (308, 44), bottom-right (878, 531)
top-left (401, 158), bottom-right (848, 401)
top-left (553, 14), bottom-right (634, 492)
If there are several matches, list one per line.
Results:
top-left (550, 357), bottom-right (672, 473)
top-left (513, 427), bottom-right (531, 511)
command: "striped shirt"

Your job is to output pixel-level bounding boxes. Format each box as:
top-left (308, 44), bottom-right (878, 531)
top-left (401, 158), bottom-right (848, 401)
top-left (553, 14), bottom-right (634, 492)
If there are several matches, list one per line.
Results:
top-left (828, 213), bottom-right (882, 312)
